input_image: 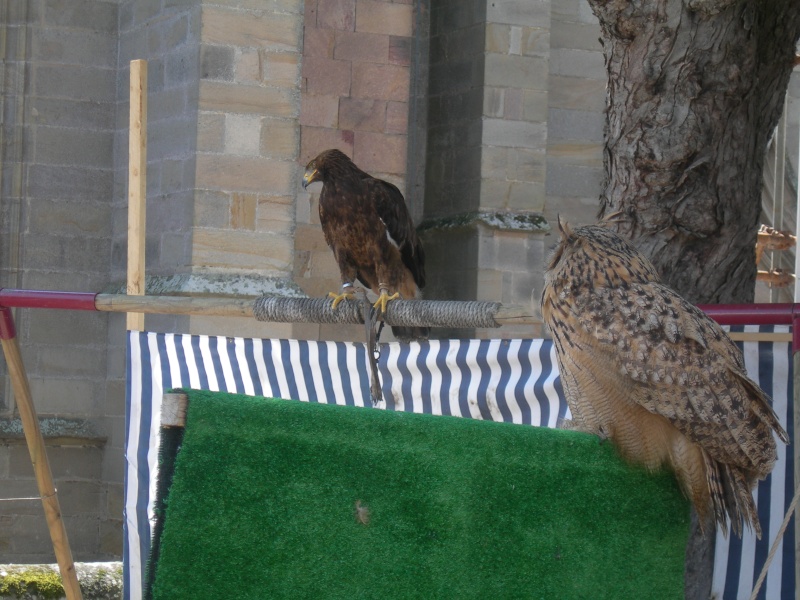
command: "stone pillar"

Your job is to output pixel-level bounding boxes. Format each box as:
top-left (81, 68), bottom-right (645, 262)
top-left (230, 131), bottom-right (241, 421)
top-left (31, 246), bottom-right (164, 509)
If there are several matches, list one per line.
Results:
top-left (115, 0), bottom-right (306, 338)
top-left (420, 0), bottom-right (553, 338)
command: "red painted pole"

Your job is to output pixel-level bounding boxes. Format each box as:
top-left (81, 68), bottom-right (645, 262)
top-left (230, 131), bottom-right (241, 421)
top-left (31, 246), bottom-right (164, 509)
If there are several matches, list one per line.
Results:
top-left (0, 289), bottom-right (98, 311)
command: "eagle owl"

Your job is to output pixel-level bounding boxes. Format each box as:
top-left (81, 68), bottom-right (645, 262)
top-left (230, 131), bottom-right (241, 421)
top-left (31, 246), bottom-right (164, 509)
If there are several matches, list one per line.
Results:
top-left (541, 219), bottom-right (789, 538)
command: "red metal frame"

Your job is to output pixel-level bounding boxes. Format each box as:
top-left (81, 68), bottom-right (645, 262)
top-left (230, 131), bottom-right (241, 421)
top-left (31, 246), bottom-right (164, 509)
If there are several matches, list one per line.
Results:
top-left (0, 288), bottom-right (797, 349)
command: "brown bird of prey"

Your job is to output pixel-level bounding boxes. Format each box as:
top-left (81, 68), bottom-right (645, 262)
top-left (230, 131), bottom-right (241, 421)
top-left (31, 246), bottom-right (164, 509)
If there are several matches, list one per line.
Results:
top-left (541, 219), bottom-right (788, 538)
top-left (302, 149), bottom-right (428, 341)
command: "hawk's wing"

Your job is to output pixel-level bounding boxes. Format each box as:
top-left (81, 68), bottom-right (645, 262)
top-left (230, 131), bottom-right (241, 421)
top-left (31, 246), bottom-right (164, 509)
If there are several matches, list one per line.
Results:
top-left (572, 281), bottom-right (787, 473)
top-left (365, 177), bottom-right (426, 289)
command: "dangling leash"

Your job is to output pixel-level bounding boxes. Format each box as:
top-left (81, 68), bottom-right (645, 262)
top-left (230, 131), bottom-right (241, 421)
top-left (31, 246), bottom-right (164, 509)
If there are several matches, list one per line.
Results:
top-left (359, 290), bottom-right (384, 404)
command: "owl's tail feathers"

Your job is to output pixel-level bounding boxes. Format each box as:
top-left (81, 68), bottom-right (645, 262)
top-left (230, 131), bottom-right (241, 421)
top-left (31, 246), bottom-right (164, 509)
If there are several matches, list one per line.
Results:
top-left (704, 451), bottom-right (762, 539)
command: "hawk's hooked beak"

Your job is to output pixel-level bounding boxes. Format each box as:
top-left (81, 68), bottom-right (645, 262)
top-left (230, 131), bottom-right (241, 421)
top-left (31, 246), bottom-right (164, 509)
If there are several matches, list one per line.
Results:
top-left (302, 167), bottom-right (319, 190)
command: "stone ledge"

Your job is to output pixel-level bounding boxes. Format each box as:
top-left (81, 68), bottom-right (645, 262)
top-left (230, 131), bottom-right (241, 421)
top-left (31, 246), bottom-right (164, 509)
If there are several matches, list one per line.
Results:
top-left (0, 562), bottom-right (122, 600)
top-left (418, 210), bottom-right (550, 233)
top-left (0, 418), bottom-right (105, 446)
top-left (104, 273), bottom-right (307, 298)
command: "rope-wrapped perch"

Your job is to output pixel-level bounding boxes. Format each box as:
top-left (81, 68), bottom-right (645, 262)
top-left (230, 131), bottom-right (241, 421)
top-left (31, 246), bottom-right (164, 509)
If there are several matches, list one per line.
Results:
top-left (253, 297), bottom-right (504, 329)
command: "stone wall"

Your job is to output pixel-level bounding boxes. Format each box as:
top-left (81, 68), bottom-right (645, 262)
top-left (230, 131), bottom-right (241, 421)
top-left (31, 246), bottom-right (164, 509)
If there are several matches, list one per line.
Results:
top-left (0, 0), bottom-right (120, 562)
top-left (295, 0), bottom-right (415, 341)
top-left (0, 0), bottom-right (610, 565)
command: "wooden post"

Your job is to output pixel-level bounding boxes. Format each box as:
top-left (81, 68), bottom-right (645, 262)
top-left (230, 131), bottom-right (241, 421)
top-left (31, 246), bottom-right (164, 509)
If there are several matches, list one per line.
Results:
top-left (127, 59), bottom-right (147, 331)
top-left (0, 308), bottom-right (82, 599)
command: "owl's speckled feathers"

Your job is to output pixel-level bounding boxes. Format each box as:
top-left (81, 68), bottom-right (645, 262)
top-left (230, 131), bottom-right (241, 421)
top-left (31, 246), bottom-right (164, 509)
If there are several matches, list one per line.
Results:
top-left (541, 219), bottom-right (789, 538)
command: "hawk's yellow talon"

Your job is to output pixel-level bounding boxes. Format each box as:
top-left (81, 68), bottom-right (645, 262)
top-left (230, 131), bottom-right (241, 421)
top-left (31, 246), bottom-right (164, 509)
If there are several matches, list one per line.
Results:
top-left (373, 291), bottom-right (400, 313)
top-left (328, 289), bottom-right (355, 309)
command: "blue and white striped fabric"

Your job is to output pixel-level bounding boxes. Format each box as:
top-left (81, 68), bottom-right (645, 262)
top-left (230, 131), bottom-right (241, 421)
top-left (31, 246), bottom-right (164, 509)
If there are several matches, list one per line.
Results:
top-left (124, 328), bottom-right (795, 600)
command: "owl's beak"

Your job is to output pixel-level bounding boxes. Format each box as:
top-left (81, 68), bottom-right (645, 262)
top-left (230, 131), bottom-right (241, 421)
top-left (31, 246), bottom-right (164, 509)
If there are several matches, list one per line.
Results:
top-left (302, 167), bottom-right (319, 190)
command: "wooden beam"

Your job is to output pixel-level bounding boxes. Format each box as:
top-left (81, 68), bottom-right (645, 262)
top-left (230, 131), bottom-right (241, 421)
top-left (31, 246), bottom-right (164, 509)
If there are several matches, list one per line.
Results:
top-left (127, 60), bottom-right (147, 331)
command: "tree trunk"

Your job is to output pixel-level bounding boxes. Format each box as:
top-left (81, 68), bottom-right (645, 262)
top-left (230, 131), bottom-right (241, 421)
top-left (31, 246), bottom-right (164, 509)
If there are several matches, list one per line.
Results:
top-left (589, 0), bottom-right (800, 304)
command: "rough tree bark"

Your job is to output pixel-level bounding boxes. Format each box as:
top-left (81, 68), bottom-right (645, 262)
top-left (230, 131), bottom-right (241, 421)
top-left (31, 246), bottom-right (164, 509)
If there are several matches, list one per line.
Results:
top-left (588, 0), bottom-right (800, 304)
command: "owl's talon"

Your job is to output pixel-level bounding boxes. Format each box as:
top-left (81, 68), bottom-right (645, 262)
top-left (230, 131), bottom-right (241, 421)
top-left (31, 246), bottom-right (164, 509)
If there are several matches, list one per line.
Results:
top-left (328, 289), bottom-right (356, 309)
top-left (373, 291), bottom-right (400, 313)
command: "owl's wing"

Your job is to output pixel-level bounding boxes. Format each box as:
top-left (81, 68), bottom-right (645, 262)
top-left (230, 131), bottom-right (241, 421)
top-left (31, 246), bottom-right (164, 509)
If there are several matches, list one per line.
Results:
top-left (573, 281), bottom-right (787, 472)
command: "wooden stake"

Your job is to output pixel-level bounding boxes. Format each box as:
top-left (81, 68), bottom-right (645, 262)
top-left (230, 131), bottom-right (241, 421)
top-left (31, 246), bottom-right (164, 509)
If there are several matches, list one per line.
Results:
top-left (0, 309), bottom-right (82, 600)
top-left (127, 59), bottom-right (147, 331)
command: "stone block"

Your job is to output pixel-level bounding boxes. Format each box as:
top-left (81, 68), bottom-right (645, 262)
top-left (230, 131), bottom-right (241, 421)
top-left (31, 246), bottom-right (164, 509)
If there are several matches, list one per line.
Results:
top-left (22, 232), bottom-right (111, 273)
top-left (317, 0), bottom-right (355, 31)
top-left (545, 159), bottom-right (603, 198)
top-left (487, 0), bottom-right (550, 27)
top-left (485, 23), bottom-right (510, 54)
top-left (31, 117), bottom-right (110, 167)
top-left (260, 117), bottom-right (299, 159)
top-left (192, 229), bottom-right (293, 272)
top-left (225, 114), bottom-right (263, 155)
top-left (388, 36), bottom-right (411, 66)
top-left (546, 142), bottom-right (603, 168)
top-left (42, 0), bottom-right (118, 31)
top-left (523, 88), bottom-right (549, 122)
top-left (201, 6), bottom-right (300, 51)
top-left (334, 30), bottom-right (389, 63)
top-left (385, 101), bottom-right (408, 134)
top-left (551, 20), bottom-right (603, 52)
top-left (351, 62), bottom-right (409, 101)
top-left (36, 346), bottom-right (107, 379)
top-left (236, 48), bottom-right (262, 83)
top-left (26, 163), bottom-right (114, 202)
top-left (100, 518), bottom-right (123, 556)
top-left (201, 44), bottom-right (235, 80)
top-left (549, 48), bottom-right (605, 80)
top-left (548, 75), bottom-right (605, 112)
top-left (301, 56), bottom-right (352, 96)
top-left (196, 154), bottom-right (296, 194)
top-left (356, 1), bottom-right (412, 37)
top-left (548, 107), bottom-right (604, 142)
top-left (200, 81), bottom-right (297, 117)
top-left (353, 131), bottom-right (406, 175)
top-left (507, 180), bottom-right (545, 211)
top-left (30, 27), bottom-right (117, 69)
top-left (484, 53), bottom-right (548, 90)
top-left (257, 195), bottom-right (295, 231)
top-left (339, 97), bottom-right (386, 132)
top-left (300, 94), bottom-right (340, 128)
top-left (483, 118), bottom-right (546, 149)
top-left (521, 27), bottom-right (550, 57)
top-left (231, 193), bottom-right (258, 230)
top-left (299, 126), bottom-right (354, 164)
top-left (197, 111), bottom-right (225, 152)
top-left (57, 481), bottom-right (105, 515)
top-left (294, 224), bottom-right (330, 253)
top-left (26, 97), bottom-right (115, 130)
top-left (27, 199), bottom-right (111, 238)
top-left (303, 26), bottom-right (335, 58)
top-left (27, 377), bottom-right (97, 414)
top-left (262, 51), bottom-right (301, 88)
top-left (503, 88), bottom-right (523, 120)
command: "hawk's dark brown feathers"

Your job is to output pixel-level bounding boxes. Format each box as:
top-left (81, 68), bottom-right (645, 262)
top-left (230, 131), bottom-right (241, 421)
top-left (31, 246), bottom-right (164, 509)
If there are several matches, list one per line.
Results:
top-left (302, 149), bottom-right (427, 340)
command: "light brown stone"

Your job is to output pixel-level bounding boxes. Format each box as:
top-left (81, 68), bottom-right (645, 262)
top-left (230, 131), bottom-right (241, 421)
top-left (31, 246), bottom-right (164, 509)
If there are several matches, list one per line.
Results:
top-left (355, 1), bottom-right (412, 37)
top-left (353, 131), bottom-right (406, 175)
top-left (193, 229), bottom-right (293, 272)
top-left (339, 97), bottom-right (386, 132)
top-left (334, 30), bottom-right (389, 63)
top-left (196, 154), bottom-right (296, 194)
top-left (200, 81), bottom-right (297, 117)
top-left (202, 6), bottom-right (300, 51)
top-left (351, 62), bottom-right (409, 101)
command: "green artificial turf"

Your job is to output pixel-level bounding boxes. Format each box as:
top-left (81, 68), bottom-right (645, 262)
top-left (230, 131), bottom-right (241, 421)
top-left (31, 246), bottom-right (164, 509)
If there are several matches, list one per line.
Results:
top-left (150, 390), bottom-right (690, 599)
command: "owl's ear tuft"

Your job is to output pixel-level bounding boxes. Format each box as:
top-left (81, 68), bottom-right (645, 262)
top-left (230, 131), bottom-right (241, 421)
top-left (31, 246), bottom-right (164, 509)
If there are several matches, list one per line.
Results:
top-left (557, 215), bottom-right (573, 241)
